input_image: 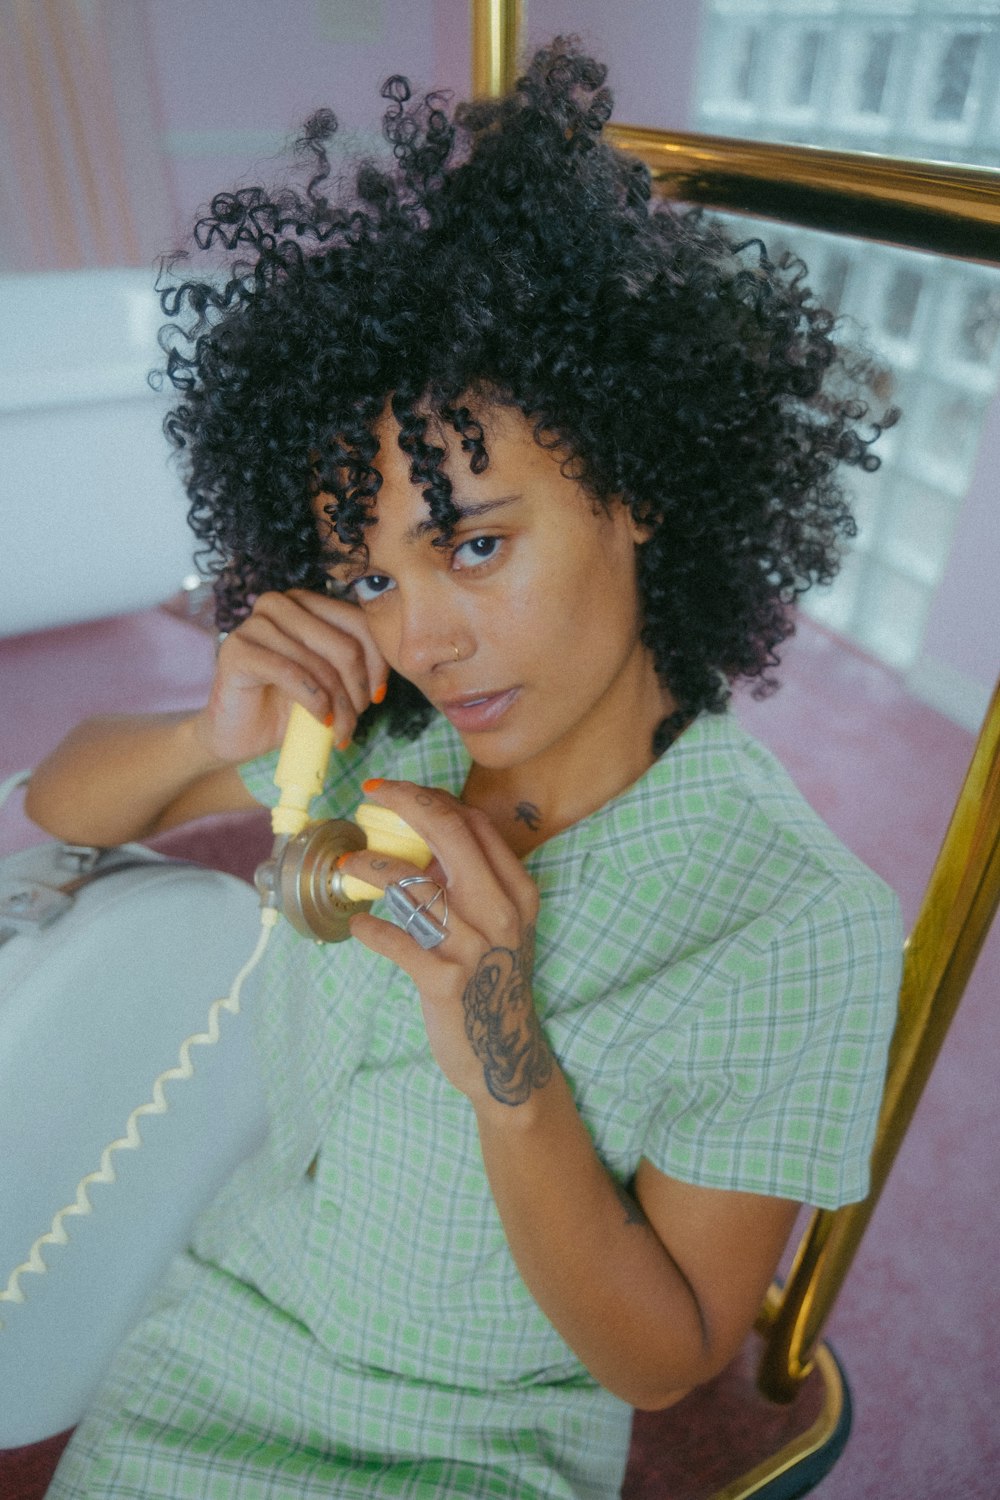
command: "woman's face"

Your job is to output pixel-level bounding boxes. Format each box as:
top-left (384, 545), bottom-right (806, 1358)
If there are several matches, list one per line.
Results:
top-left (324, 406), bottom-right (667, 786)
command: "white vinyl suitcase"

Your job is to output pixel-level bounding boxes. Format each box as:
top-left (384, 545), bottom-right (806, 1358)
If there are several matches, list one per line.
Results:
top-left (0, 779), bottom-right (269, 1446)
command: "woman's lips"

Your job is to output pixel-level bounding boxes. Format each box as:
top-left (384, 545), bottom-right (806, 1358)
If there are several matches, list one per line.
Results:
top-left (438, 687), bottom-right (520, 733)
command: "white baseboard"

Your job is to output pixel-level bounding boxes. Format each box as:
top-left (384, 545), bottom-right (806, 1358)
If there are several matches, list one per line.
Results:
top-left (906, 655), bottom-right (996, 734)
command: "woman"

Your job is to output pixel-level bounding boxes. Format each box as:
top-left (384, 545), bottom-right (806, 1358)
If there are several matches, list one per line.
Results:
top-left (32, 42), bottom-right (901, 1500)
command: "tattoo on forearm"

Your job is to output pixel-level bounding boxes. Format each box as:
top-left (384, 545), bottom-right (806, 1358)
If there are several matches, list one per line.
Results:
top-left (513, 801), bottom-right (541, 831)
top-left (463, 926), bottom-right (552, 1105)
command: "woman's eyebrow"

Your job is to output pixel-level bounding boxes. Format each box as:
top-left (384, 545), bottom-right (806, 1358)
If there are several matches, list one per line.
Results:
top-left (319, 541), bottom-right (365, 577)
top-left (405, 493), bottom-right (521, 543)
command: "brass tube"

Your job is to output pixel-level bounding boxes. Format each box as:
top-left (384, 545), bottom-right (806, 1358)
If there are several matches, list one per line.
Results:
top-left (607, 124), bottom-right (1000, 265)
top-left (470, 0), bottom-right (522, 99)
top-left (759, 674), bottom-right (1000, 1400)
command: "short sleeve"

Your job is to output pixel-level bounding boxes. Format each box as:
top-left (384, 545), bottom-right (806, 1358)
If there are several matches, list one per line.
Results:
top-left (641, 874), bottom-right (902, 1209)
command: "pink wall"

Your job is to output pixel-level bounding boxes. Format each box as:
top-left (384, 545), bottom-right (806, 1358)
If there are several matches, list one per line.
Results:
top-left (527, 0), bottom-right (701, 130)
top-left (140, 0), bottom-right (703, 242)
top-left (0, 0), bottom-right (702, 267)
top-left (141, 0), bottom-right (464, 241)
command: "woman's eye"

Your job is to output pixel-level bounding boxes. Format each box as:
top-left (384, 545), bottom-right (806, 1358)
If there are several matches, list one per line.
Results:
top-left (351, 573), bottom-right (395, 603)
top-left (453, 535), bottom-right (501, 569)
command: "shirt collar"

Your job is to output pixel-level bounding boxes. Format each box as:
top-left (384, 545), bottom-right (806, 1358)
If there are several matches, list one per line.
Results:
top-left (400, 711), bottom-right (746, 894)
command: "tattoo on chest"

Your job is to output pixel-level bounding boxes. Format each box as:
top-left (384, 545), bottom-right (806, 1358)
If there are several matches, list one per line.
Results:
top-left (462, 926), bottom-right (553, 1106)
top-left (513, 801), bottom-right (541, 831)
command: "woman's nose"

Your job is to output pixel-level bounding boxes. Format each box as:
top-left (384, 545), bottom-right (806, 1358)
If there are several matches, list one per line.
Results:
top-left (392, 586), bottom-right (472, 679)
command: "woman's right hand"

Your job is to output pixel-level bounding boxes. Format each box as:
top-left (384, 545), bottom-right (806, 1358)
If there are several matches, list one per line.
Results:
top-left (191, 588), bottom-right (389, 767)
top-left (24, 588), bottom-right (388, 848)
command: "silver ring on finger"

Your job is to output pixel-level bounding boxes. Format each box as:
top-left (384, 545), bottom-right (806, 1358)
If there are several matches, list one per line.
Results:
top-left (384, 876), bottom-right (449, 949)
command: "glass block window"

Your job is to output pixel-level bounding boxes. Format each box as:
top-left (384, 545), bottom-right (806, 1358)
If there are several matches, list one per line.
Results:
top-left (933, 31), bottom-right (982, 120)
top-left (734, 25), bottom-right (763, 100)
top-left (882, 266), bottom-right (923, 340)
top-left (693, 1), bottom-right (1000, 684)
top-left (857, 30), bottom-right (895, 113)
top-left (788, 28), bottom-right (825, 103)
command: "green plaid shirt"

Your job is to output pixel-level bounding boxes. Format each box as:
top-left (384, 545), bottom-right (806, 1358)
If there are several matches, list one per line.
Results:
top-left (51, 711), bottom-right (900, 1500)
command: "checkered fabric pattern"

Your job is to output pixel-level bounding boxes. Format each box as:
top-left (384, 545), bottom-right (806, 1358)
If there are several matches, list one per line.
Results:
top-left (49, 711), bottom-right (901, 1499)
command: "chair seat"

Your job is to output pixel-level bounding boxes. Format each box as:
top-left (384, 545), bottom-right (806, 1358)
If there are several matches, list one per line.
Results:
top-left (0, 1428), bottom-right (74, 1500)
top-left (622, 1330), bottom-right (851, 1500)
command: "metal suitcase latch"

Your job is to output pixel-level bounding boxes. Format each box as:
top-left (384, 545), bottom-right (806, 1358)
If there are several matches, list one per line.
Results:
top-left (0, 879), bottom-right (75, 938)
top-left (0, 848), bottom-right (194, 947)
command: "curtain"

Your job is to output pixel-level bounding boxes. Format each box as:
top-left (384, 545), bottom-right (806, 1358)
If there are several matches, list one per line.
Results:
top-left (0, 0), bottom-right (175, 271)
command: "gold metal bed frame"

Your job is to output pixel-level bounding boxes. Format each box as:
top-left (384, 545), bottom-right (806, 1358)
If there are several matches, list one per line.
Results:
top-left (471, 3), bottom-right (1000, 1494)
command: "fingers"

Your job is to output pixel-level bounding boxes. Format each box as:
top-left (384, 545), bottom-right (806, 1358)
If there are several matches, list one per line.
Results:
top-left (289, 591), bottom-right (387, 707)
top-left (366, 782), bottom-right (534, 896)
top-left (349, 780), bottom-right (539, 938)
top-left (337, 845), bottom-right (456, 984)
top-left (221, 589), bottom-right (388, 744)
top-left (348, 907), bottom-right (446, 989)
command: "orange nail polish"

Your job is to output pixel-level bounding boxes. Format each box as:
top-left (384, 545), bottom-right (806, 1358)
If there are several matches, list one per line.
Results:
top-left (336, 852), bottom-right (350, 868)
top-left (361, 777), bottom-right (384, 792)
top-left (371, 683), bottom-right (387, 705)
top-left (337, 737), bottom-right (352, 751)
top-left (323, 713), bottom-right (334, 727)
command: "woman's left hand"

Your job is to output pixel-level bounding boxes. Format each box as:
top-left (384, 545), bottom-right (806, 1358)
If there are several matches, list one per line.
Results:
top-left (341, 780), bottom-right (552, 1112)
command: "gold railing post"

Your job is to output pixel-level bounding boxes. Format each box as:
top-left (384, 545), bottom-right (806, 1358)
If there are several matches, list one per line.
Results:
top-left (758, 671), bottom-right (1000, 1400)
top-left (470, 0), bottom-right (523, 98)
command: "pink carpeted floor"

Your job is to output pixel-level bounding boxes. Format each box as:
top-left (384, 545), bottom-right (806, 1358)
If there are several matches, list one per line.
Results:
top-left (1, 605), bottom-right (998, 1499)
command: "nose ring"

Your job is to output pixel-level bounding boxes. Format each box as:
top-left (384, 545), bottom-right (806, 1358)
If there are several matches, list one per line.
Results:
top-left (452, 643), bottom-right (460, 661)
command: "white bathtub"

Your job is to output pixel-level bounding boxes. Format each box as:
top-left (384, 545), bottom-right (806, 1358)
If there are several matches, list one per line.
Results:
top-left (0, 269), bottom-right (200, 638)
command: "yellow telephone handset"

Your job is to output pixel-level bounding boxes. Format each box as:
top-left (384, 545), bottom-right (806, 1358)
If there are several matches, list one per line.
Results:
top-left (255, 702), bottom-right (433, 941)
top-left (270, 701), bottom-right (337, 836)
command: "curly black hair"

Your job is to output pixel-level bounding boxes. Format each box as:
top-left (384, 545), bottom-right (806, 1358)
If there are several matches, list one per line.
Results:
top-left (158, 39), bottom-right (893, 752)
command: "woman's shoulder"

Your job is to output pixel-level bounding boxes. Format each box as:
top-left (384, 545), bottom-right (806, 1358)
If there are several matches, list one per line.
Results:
top-left (572, 709), bottom-right (900, 960)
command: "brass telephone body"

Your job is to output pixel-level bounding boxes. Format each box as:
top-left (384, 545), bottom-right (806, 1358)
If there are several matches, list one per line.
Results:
top-left (254, 704), bottom-right (433, 943)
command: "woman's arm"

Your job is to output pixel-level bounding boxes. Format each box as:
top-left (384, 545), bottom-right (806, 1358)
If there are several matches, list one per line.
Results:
top-left (474, 1076), bottom-right (800, 1408)
top-left (24, 712), bottom-right (253, 846)
top-left (25, 589), bottom-right (387, 847)
top-left (341, 779), bottom-right (800, 1409)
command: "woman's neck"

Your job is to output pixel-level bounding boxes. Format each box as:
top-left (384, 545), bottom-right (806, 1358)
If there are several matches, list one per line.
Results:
top-left (462, 662), bottom-right (677, 857)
